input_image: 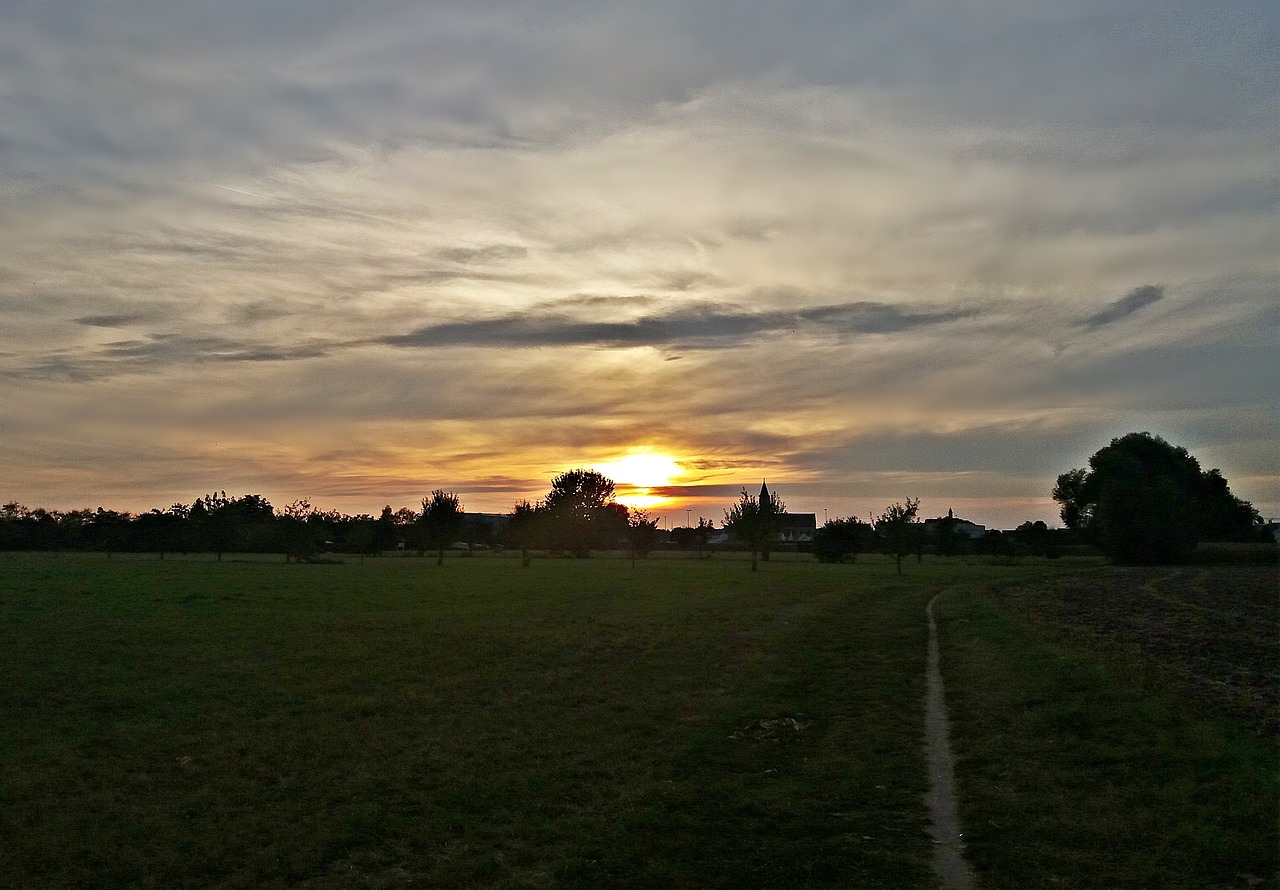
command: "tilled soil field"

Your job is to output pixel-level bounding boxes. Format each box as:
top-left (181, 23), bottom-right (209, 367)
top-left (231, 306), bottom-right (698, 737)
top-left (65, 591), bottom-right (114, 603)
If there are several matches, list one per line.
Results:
top-left (996, 566), bottom-right (1279, 738)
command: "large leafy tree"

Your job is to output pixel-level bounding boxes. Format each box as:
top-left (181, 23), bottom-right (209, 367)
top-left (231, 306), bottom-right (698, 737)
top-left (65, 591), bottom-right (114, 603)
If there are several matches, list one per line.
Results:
top-left (419, 490), bottom-right (465, 566)
top-left (542, 469), bottom-right (624, 557)
top-left (723, 485), bottom-right (785, 571)
top-left (1053, 432), bottom-right (1264, 564)
top-left (133, 508), bottom-right (184, 560)
top-left (194, 492), bottom-right (274, 560)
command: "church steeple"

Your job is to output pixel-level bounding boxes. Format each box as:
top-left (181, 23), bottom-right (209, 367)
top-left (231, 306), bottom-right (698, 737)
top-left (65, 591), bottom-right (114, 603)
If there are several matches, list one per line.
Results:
top-left (760, 479), bottom-right (770, 503)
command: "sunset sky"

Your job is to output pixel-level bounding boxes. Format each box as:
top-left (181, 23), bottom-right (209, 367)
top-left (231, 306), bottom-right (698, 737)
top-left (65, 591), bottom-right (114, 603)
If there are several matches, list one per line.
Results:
top-left (2, 1), bottom-right (1276, 528)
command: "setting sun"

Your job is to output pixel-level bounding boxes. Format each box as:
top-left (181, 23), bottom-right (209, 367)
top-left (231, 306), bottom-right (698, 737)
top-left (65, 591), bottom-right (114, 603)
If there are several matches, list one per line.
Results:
top-left (592, 452), bottom-right (683, 511)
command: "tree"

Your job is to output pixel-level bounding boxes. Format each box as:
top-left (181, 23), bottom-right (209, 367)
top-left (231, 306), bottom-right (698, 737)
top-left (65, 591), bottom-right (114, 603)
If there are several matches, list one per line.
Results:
top-left (280, 498), bottom-right (319, 563)
top-left (813, 516), bottom-right (872, 564)
top-left (1053, 432), bottom-right (1264, 564)
top-left (504, 500), bottom-right (546, 567)
top-left (1195, 468), bottom-right (1267, 542)
top-left (1012, 520), bottom-right (1053, 558)
top-left (194, 492), bottom-right (274, 560)
top-left (542, 469), bottom-right (622, 557)
top-left (694, 517), bottom-right (715, 559)
top-left (419, 490), bottom-right (464, 566)
top-left (874, 498), bottom-right (921, 575)
top-left (626, 509), bottom-right (659, 567)
top-left (345, 518), bottom-right (379, 564)
top-left (373, 505), bottom-right (397, 553)
top-left (86, 508), bottom-right (130, 558)
top-left (723, 483), bottom-right (785, 571)
top-left (134, 508), bottom-right (182, 559)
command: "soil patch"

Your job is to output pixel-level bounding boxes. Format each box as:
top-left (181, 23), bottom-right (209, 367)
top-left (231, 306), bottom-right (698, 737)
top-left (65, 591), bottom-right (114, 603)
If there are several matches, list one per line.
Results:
top-left (995, 566), bottom-right (1279, 737)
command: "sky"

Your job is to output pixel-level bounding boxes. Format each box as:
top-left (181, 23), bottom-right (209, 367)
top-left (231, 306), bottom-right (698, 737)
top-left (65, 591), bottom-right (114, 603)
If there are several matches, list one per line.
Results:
top-left (1, 0), bottom-right (1277, 529)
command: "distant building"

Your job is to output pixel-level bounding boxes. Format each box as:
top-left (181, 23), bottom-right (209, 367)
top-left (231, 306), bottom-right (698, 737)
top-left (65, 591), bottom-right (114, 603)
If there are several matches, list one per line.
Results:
top-left (760, 480), bottom-right (817, 543)
top-left (923, 508), bottom-right (986, 540)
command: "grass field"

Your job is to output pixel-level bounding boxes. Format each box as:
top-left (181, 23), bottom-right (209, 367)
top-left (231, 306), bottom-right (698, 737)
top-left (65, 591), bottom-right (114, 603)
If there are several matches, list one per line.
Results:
top-left (1, 553), bottom-right (1274, 888)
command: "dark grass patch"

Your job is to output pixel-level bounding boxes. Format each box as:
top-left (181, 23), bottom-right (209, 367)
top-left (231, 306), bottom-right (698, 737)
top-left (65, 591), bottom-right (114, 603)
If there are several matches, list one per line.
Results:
top-left (2, 553), bottom-right (1003, 888)
top-left (936, 569), bottom-right (1279, 890)
top-left (993, 566), bottom-right (1279, 737)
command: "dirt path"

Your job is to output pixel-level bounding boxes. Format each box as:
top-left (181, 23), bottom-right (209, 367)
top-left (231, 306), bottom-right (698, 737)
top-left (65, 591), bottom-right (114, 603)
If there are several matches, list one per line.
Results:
top-left (924, 592), bottom-right (977, 890)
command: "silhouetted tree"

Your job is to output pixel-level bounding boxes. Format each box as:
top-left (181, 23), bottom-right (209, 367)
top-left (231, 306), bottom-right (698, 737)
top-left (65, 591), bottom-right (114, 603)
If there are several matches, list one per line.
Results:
top-left (280, 498), bottom-right (318, 563)
top-left (1053, 432), bottom-right (1264, 564)
top-left (1195, 468), bottom-right (1267, 542)
top-left (504, 500), bottom-right (545, 566)
top-left (1013, 520), bottom-right (1053, 558)
top-left (874, 499), bottom-right (921, 575)
top-left (373, 506), bottom-right (397, 553)
top-left (345, 517), bottom-right (379, 563)
top-left (813, 516), bottom-right (872, 563)
top-left (193, 492), bottom-right (274, 559)
top-left (694, 517), bottom-right (715, 559)
top-left (1, 503), bottom-right (40, 550)
top-left (86, 508), bottom-right (130, 559)
top-left (626, 509), bottom-right (659, 567)
top-left (723, 484), bottom-right (785, 571)
top-left (671, 517), bottom-right (716, 557)
top-left (542, 469), bottom-right (622, 557)
top-left (420, 490), bottom-right (464, 566)
top-left (134, 508), bottom-right (182, 559)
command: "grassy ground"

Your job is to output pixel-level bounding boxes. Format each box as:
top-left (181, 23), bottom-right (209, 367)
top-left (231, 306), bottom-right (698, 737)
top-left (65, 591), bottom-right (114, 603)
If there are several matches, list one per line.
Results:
top-left (1, 553), bottom-right (1273, 888)
top-left (936, 566), bottom-right (1279, 889)
top-left (0, 553), bottom-right (938, 889)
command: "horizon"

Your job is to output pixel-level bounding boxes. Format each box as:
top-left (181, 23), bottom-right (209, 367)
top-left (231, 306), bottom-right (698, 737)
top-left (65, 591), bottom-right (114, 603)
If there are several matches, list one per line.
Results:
top-left (2, 454), bottom-right (1263, 534)
top-left (2, 2), bottom-right (1276, 528)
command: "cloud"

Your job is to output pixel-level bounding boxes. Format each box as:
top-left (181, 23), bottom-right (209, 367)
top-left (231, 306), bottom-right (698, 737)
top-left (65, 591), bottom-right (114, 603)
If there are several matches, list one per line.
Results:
top-left (2, 333), bottom-right (341, 382)
top-left (1079, 284), bottom-right (1166, 329)
top-left (438, 244), bottom-right (529, 264)
top-left (377, 300), bottom-right (977, 351)
top-left (75, 311), bottom-right (166, 328)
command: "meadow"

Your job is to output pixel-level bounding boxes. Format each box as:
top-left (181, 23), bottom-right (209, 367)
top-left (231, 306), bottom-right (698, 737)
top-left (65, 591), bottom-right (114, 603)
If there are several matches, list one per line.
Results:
top-left (1, 552), bottom-right (1274, 889)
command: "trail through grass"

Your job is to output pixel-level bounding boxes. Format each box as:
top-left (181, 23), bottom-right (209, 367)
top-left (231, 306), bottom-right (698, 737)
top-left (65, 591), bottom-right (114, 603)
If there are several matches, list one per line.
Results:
top-left (3, 554), bottom-right (1271, 888)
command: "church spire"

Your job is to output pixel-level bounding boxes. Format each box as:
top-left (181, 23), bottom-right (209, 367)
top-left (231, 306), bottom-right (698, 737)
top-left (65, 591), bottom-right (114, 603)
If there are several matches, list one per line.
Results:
top-left (760, 479), bottom-right (770, 503)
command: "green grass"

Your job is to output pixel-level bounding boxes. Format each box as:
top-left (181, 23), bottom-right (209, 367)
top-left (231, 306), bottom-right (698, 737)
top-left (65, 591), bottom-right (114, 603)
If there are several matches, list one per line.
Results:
top-left (935, 571), bottom-right (1278, 889)
top-left (0, 553), bottom-right (1272, 888)
top-left (0, 553), bottom-right (934, 889)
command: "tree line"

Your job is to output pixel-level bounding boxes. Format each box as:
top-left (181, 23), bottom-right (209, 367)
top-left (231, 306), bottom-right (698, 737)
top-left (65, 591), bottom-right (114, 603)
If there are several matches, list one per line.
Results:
top-left (1, 432), bottom-right (1267, 565)
top-left (0, 470), bottom-right (660, 563)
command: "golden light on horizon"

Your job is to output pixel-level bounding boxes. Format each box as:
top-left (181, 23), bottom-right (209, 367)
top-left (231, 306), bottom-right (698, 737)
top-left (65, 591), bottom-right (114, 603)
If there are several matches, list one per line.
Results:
top-left (593, 451), bottom-right (683, 511)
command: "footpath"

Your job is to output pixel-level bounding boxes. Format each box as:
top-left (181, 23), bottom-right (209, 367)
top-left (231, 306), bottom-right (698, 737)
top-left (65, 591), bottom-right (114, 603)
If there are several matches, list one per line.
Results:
top-left (924, 592), bottom-right (978, 890)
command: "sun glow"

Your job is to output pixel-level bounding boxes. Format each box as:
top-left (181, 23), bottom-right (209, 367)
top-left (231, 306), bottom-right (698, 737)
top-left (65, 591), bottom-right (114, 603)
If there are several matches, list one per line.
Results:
top-left (593, 452), bottom-right (683, 511)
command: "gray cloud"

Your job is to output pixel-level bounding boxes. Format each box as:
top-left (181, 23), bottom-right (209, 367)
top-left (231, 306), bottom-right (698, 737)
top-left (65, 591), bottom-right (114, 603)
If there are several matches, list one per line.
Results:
top-left (3, 333), bottom-right (340, 382)
top-left (75, 311), bottom-right (165, 328)
top-left (1079, 285), bottom-right (1166, 329)
top-left (378, 300), bottom-right (977, 350)
top-left (438, 244), bottom-right (529, 264)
